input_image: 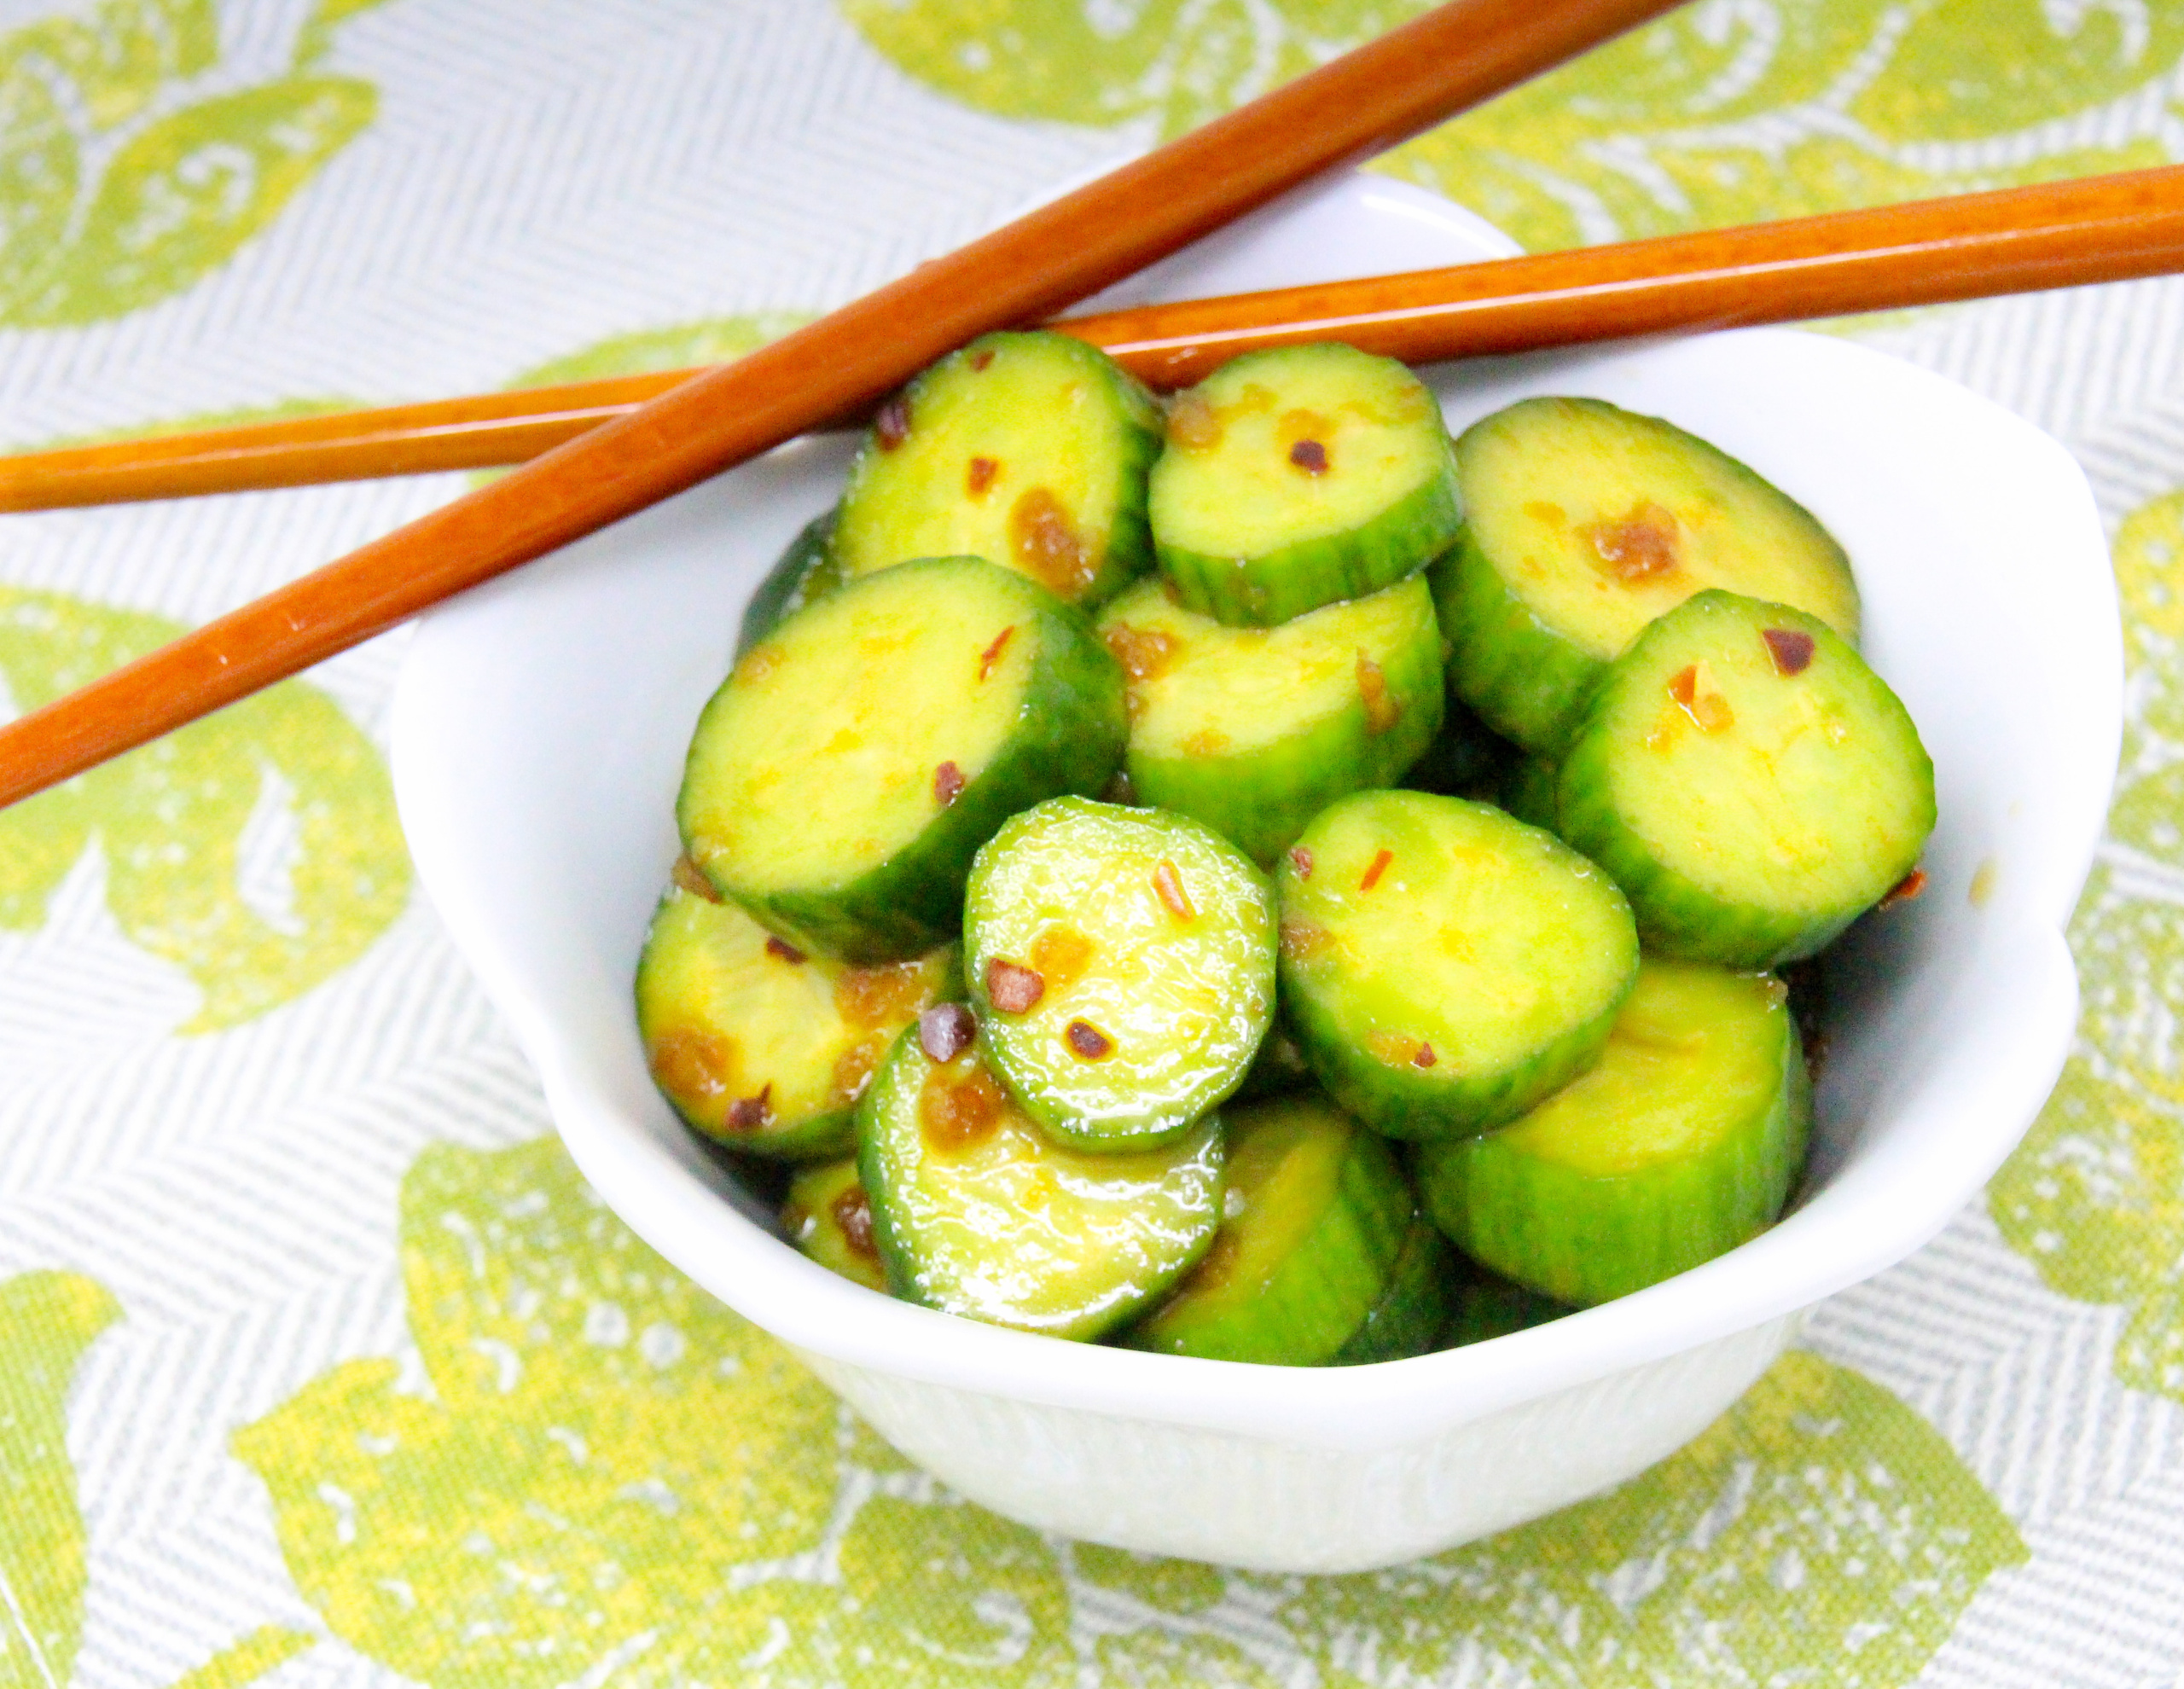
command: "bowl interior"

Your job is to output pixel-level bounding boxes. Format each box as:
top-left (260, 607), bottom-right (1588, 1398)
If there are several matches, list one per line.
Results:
top-left (390, 173), bottom-right (2118, 1451)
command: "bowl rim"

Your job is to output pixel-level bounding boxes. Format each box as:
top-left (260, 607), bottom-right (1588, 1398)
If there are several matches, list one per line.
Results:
top-left (391, 174), bottom-right (2120, 1455)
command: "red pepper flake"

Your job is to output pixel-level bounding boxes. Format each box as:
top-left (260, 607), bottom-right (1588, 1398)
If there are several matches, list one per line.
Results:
top-left (1289, 845), bottom-right (1313, 879)
top-left (1879, 868), bottom-right (1928, 908)
top-left (1152, 859), bottom-right (1195, 921)
top-left (1356, 652), bottom-right (1401, 735)
top-left (1413, 1042), bottom-right (1437, 1069)
top-left (831, 1184), bottom-right (880, 1262)
top-left (978, 625), bottom-right (1014, 680)
top-left (1763, 628), bottom-right (1816, 676)
top-left (934, 761), bottom-right (966, 806)
top-left (764, 935), bottom-right (807, 965)
top-left (1289, 438), bottom-right (1329, 474)
top-left (985, 959), bottom-right (1045, 1014)
top-left (970, 348), bottom-right (996, 372)
top-left (671, 855), bottom-right (722, 902)
top-left (874, 394), bottom-right (911, 450)
top-left (1066, 1019), bottom-right (1113, 1059)
top-left (967, 456), bottom-right (999, 496)
top-left (727, 1082), bottom-right (774, 1133)
top-left (1361, 848), bottom-right (1394, 891)
top-left (1668, 665), bottom-right (1699, 706)
top-left (918, 1002), bottom-right (978, 1063)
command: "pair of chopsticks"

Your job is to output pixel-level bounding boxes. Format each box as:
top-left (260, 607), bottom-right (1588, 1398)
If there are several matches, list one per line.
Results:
top-left (1, 0), bottom-right (2178, 812)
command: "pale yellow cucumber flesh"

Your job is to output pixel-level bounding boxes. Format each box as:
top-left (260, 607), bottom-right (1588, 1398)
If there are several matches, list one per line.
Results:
top-left (1491, 959), bottom-right (1791, 1176)
top-left (1460, 397), bottom-right (1859, 660)
top-left (834, 336), bottom-right (1149, 600)
top-left (1153, 345), bottom-right (1446, 560)
top-left (1601, 601), bottom-right (1930, 917)
top-left (1135, 1100), bottom-right (1349, 1337)
top-left (1281, 795), bottom-right (1635, 1085)
top-left (782, 1158), bottom-right (889, 1291)
top-left (636, 883), bottom-right (950, 1141)
top-left (967, 798), bottom-right (1274, 1139)
top-left (1098, 574), bottom-right (1439, 761)
top-left (878, 1045), bottom-right (1223, 1338)
top-left (685, 560), bottom-right (1032, 895)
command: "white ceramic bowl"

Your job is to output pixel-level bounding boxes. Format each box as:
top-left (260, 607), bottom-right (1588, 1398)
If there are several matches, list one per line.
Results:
top-left (390, 173), bottom-right (2121, 1574)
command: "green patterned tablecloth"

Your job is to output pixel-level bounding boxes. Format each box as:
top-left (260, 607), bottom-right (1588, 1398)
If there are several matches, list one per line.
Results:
top-left (4, 3), bottom-right (2184, 1684)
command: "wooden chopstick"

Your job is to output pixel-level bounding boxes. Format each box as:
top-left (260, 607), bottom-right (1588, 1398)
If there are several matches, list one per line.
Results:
top-left (0, 0), bottom-right (1682, 811)
top-left (0, 374), bottom-right (685, 512)
top-left (1078, 162), bottom-right (2184, 381)
top-left (9, 165), bottom-right (2184, 515)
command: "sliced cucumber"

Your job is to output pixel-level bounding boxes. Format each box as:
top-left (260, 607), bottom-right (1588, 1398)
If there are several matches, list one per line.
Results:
top-left (1150, 344), bottom-right (1460, 626)
top-left (1435, 396), bottom-right (1861, 756)
top-left (1440, 1262), bottom-right (1571, 1349)
top-left (636, 870), bottom-right (955, 1158)
top-left (679, 555), bottom-right (1127, 962)
top-left (1330, 1213), bottom-right (1455, 1366)
top-left (1120, 1094), bottom-right (1413, 1365)
top-left (965, 797), bottom-right (1275, 1152)
top-left (1557, 589), bottom-right (1936, 966)
top-left (1401, 695), bottom-right (1518, 801)
top-left (736, 508), bottom-right (841, 659)
top-left (1095, 574), bottom-right (1443, 865)
top-left (781, 1158), bottom-right (888, 1292)
top-left (857, 1023), bottom-right (1223, 1339)
top-left (1275, 790), bottom-right (1638, 1141)
top-left (832, 331), bottom-right (1162, 609)
top-left (1414, 959), bottom-right (1811, 1306)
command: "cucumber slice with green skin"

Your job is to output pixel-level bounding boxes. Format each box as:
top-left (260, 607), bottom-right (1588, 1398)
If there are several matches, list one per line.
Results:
top-left (781, 1158), bottom-right (888, 1292)
top-left (736, 508), bottom-right (841, 659)
top-left (965, 797), bottom-right (1275, 1152)
top-left (1276, 790), bottom-right (1639, 1141)
top-left (680, 555), bottom-right (1128, 963)
top-left (636, 868), bottom-right (957, 1158)
top-left (857, 1020), bottom-right (1224, 1339)
top-left (1496, 752), bottom-right (1560, 833)
top-left (1401, 695), bottom-right (1519, 801)
top-left (1557, 589), bottom-right (1936, 966)
top-left (1095, 574), bottom-right (1443, 865)
top-left (832, 331), bottom-right (1162, 609)
top-left (1435, 396), bottom-right (1861, 756)
top-left (1120, 1094), bottom-right (1413, 1365)
top-left (1330, 1214), bottom-right (1455, 1366)
top-left (1414, 958), bottom-right (1811, 1306)
top-left (1150, 344), bottom-right (1461, 627)
top-left (1439, 1262), bottom-right (1571, 1349)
